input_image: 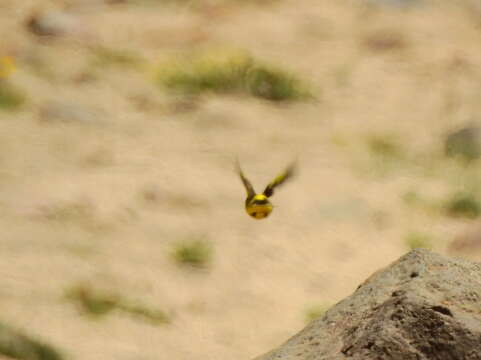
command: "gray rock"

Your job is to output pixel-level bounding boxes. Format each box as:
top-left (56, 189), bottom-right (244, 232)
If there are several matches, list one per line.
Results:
top-left (26, 9), bottom-right (81, 38)
top-left (39, 101), bottom-right (100, 124)
top-left (254, 249), bottom-right (481, 360)
top-left (445, 125), bottom-right (481, 162)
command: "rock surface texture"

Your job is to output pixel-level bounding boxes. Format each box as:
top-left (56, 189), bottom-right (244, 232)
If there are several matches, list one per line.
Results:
top-left (254, 249), bottom-right (481, 360)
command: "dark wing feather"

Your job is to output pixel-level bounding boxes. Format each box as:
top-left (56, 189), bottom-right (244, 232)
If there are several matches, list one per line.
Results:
top-left (236, 160), bottom-right (256, 199)
top-left (263, 162), bottom-right (296, 198)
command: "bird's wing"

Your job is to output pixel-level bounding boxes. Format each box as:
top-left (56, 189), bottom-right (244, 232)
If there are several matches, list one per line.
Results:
top-left (236, 160), bottom-right (256, 199)
top-left (263, 162), bottom-right (296, 198)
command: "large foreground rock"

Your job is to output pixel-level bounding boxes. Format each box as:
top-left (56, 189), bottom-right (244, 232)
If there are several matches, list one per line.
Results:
top-left (254, 249), bottom-right (481, 360)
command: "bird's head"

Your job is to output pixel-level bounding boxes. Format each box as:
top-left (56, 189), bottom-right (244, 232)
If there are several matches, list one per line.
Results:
top-left (246, 194), bottom-right (273, 219)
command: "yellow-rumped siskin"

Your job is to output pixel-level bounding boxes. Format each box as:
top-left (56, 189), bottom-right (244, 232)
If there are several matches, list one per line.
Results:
top-left (236, 160), bottom-right (296, 219)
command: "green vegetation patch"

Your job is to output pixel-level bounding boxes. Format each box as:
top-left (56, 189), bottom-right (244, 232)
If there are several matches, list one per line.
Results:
top-left (444, 192), bottom-right (481, 219)
top-left (366, 134), bottom-right (403, 159)
top-left (362, 133), bottom-right (406, 177)
top-left (65, 284), bottom-right (170, 324)
top-left (404, 232), bottom-right (432, 250)
top-left (65, 284), bottom-right (119, 317)
top-left (0, 81), bottom-right (25, 111)
top-left (172, 238), bottom-right (212, 268)
top-left (401, 190), bottom-right (439, 215)
top-left (304, 303), bottom-right (330, 323)
top-left (402, 190), bottom-right (422, 207)
top-left (90, 46), bottom-right (143, 68)
top-left (157, 52), bottom-right (312, 102)
top-left (119, 302), bottom-right (170, 325)
top-left (0, 322), bottom-right (64, 360)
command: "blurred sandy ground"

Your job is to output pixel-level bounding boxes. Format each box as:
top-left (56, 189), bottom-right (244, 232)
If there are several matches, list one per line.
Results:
top-left (1, 0), bottom-right (481, 359)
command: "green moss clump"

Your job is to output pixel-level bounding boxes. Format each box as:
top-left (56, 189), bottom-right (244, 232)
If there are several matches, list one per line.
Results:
top-left (119, 303), bottom-right (170, 325)
top-left (366, 134), bottom-right (402, 158)
top-left (157, 52), bottom-right (312, 102)
top-left (172, 238), bottom-right (212, 268)
top-left (404, 232), bottom-right (432, 250)
top-left (65, 284), bottom-right (171, 325)
top-left (0, 82), bottom-right (25, 111)
top-left (91, 46), bottom-right (143, 68)
top-left (304, 303), bottom-right (330, 323)
top-left (0, 322), bottom-right (64, 360)
top-left (65, 285), bottom-right (119, 317)
top-left (445, 192), bottom-right (481, 219)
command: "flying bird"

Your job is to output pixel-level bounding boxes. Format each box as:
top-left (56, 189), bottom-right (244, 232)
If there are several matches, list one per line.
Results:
top-left (236, 160), bottom-right (296, 219)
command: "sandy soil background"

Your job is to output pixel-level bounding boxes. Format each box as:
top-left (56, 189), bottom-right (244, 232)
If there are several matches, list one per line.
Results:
top-left (1, 0), bottom-right (481, 359)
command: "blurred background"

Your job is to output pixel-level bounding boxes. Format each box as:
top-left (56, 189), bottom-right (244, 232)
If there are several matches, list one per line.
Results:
top-left (1, 0), bottom-right (481, 359)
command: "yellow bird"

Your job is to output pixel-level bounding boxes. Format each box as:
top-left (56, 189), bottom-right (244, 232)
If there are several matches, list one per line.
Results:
top-left (236, 160), bottom-right (296, 219)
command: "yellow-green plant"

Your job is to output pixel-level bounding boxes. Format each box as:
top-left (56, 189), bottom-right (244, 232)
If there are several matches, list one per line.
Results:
top-left (157, 51), bottom-right (312, 102)
top-left (0, 81), bottom-right (25, 110)
top-left (172, 238), bottom-right (212, 268)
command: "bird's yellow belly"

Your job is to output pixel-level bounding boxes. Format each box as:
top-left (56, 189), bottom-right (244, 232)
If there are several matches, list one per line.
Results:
top-left (246, 203), bottom-right (273, 219)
